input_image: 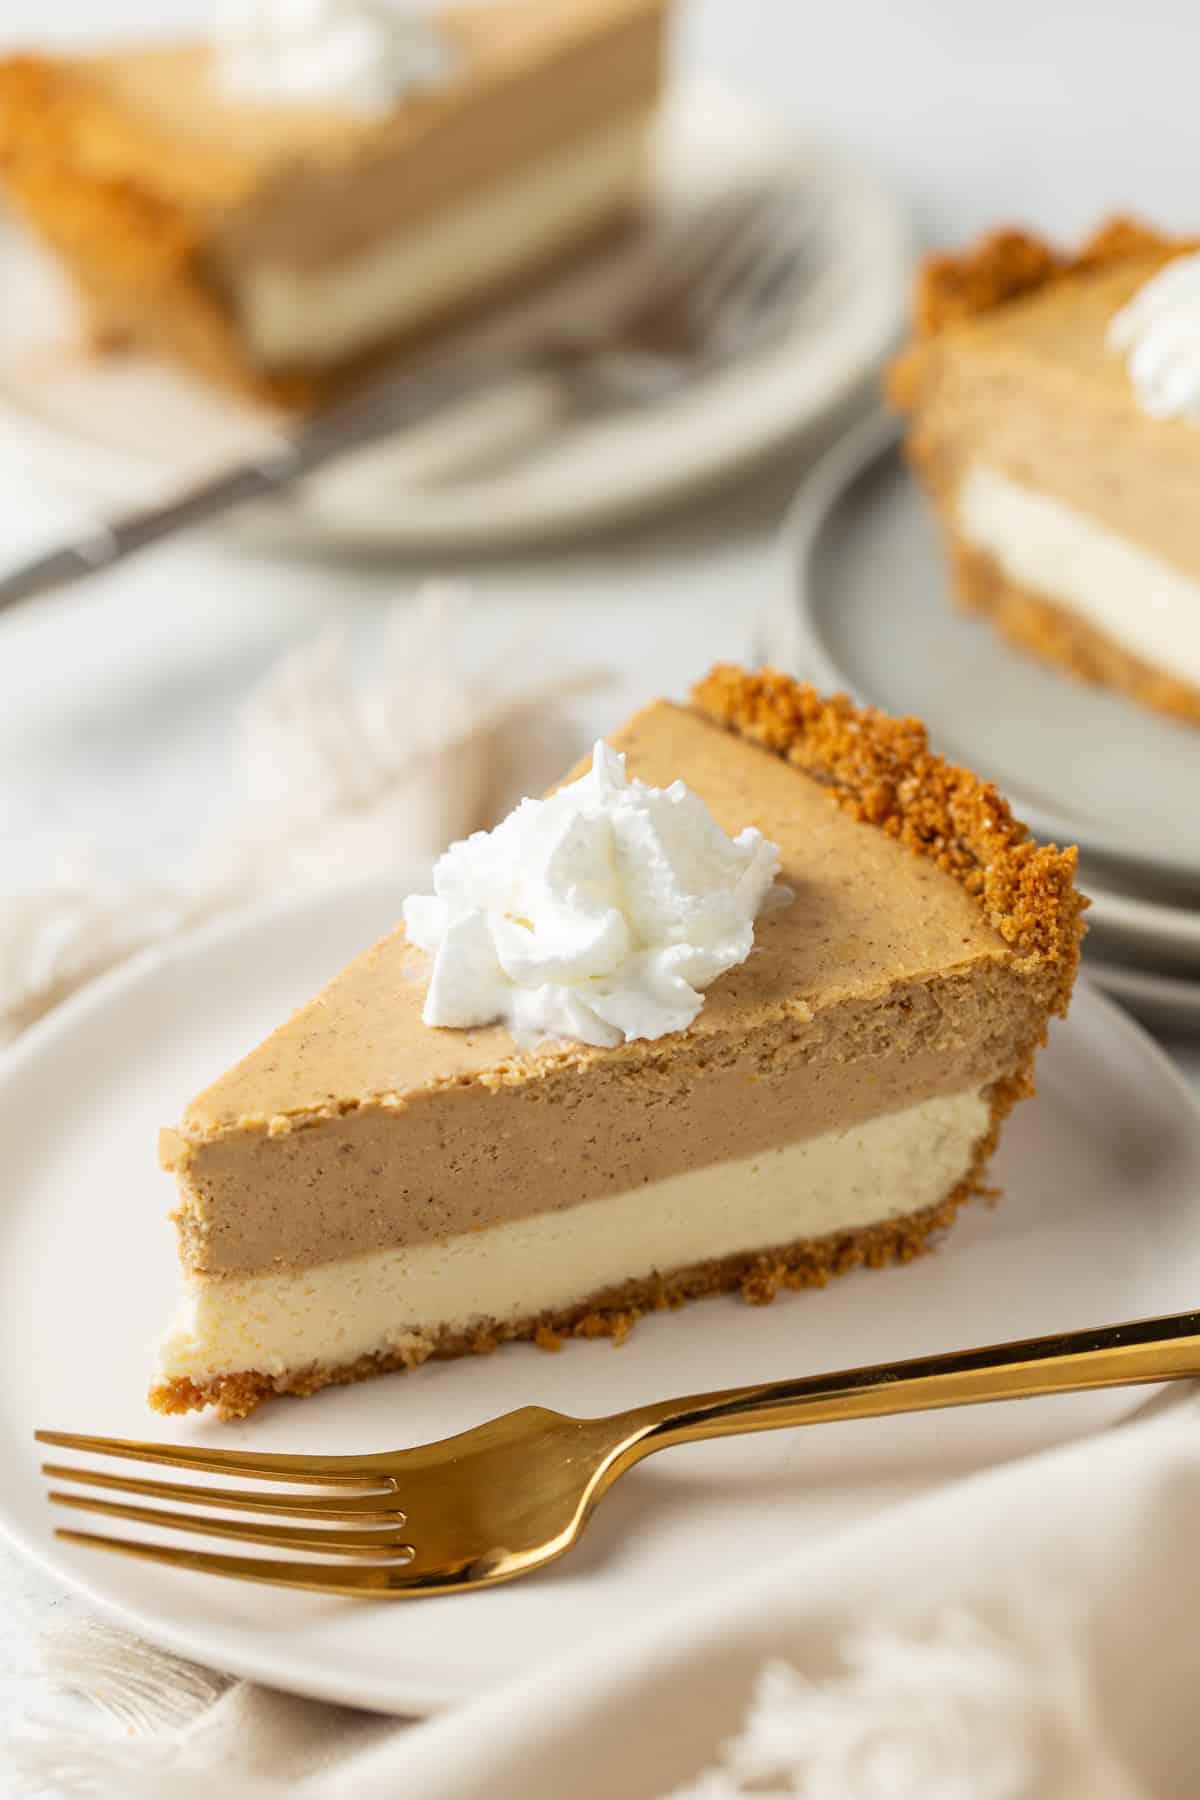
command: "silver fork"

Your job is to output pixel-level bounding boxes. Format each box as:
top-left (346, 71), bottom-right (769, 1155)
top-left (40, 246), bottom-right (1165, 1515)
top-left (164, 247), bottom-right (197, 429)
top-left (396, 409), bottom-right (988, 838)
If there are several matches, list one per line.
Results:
top-left (0, 182), bottom-right (818, 610)
top-left (37, 1308), bottom-right (1200, 1599)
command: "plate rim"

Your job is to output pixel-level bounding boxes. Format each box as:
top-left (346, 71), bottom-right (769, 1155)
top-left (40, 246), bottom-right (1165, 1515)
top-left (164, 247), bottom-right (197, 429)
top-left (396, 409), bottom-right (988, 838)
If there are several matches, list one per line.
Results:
top-left (773, 407), bottom-right (1200, 897)
top-left (1081, 877), bottom-right (1200, 957)
top-left (2, 876), bottom-right (1200, 1714)
top-left (1087, 956), bottom-right (1200, 1019)
top-left (0, 79), bottom-right (913, 554)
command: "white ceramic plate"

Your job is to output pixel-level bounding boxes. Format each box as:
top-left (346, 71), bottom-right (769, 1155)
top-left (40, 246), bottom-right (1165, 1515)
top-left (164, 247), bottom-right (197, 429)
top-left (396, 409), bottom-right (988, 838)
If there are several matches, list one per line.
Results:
top-left (0, 83), bottom-right (911, 554)
top-left (2, 879), bottom-right (1199, 1715)
top-left (766, 412), bottom-right (1200, 902)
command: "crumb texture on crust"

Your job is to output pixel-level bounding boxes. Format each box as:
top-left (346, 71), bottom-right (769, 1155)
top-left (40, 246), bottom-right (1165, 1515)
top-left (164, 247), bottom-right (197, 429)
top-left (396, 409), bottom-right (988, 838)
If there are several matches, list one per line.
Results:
top-left (150, 1071), bottom-right (1026, 1420)
top-left (946, 534), bottom-right (1200, 728)
top-left (886, 215), bottom-right (1199, 413)
top-left (908, 215), bottom-right (1193, 340)
top-left (150, 1212), bottom-right (949, 1419)
top-left (690, 666), bottom-right (1085, 1019)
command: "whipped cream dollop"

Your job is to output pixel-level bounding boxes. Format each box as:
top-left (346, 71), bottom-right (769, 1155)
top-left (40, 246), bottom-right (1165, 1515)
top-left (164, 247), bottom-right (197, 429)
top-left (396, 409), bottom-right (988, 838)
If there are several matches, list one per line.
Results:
top-left (212, 0), bottom-right (456, 115)
top-left (403, 742), bottom-right (783, 1049)
top-left (1107, 250), bottom-right (1200, 424)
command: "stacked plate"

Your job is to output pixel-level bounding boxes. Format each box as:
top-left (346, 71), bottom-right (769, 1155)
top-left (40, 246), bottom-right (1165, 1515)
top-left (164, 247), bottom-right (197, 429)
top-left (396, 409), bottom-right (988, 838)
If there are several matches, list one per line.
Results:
top-left (765, 412), bottom-right (1200, 1037)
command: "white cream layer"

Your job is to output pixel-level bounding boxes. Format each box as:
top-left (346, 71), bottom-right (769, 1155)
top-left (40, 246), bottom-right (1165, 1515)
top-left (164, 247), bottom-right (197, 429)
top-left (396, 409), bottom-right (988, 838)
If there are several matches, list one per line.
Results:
top-left (159, 1089), bottom-right (989, 1384)
top-left (958, 464), bottom-right (1200, 689)
top-left (237, 114), bottom-right (652, 368)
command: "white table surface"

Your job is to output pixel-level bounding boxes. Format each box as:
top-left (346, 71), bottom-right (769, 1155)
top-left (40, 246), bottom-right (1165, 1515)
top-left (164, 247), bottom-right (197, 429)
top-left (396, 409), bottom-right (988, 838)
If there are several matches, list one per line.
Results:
top-left (4, 0), bottom-right (1200, 1767)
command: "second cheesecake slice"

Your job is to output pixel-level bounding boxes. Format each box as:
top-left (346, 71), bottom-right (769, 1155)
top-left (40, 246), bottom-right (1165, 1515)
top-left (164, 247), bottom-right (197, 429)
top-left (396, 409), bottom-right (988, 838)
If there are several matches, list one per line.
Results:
top-left (889, 218), bottom-right (1200, 726)
top-left (155, 667), bottom-right (1083, 1417)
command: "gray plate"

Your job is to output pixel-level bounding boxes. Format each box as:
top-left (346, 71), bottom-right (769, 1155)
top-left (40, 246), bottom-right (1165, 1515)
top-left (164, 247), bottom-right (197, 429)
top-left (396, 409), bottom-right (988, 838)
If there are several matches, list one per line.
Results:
top-left (1087, 962), bottom-right (1200, 1039)
top-left (769, 412), bottom-right (1200, 903)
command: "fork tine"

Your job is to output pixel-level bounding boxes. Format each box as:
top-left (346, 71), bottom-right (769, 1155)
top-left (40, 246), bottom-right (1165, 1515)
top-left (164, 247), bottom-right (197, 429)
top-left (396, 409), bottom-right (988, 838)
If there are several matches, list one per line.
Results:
top-left (738, 230), bottom-right (817, 314)
top-left (703, 235), bottom-right (818, 356)
top-left (628, 188), bottom-right (791, 340)
top-left (619, 187), bottom-right (779, 334)
top-left (683, 192), bottom-right (793, 322)
top-left (49, 1492), bottom-right (414, 1556)
top-left (686, 192), bottom-right (812, 334)
top-left (35, 1430), bottom-right (386, 1486)
top-left (629, 186), bottom-right (764, 306)
top-left (42, 1463), bottom-right (402, 1520)
top-left (53, 1532), bottom-right (438, 1598)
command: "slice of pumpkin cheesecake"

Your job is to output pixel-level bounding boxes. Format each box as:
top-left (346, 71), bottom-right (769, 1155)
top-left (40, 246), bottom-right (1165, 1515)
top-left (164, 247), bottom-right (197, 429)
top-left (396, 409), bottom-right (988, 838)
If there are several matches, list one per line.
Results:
top-left (153, 666), bottom-right (1083, 1418)
top-left (0, 0), bottom-right (671, 408)
top-left (888, 217), bottom-right (1200, 726)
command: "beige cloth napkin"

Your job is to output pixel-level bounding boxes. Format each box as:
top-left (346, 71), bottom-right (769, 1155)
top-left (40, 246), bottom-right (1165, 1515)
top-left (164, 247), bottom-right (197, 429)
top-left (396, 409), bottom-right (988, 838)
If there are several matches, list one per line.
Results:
top-left (12, 1392), bottom-right (1198, 1797)
top-left (0, 581), bottom-right (607, 1043)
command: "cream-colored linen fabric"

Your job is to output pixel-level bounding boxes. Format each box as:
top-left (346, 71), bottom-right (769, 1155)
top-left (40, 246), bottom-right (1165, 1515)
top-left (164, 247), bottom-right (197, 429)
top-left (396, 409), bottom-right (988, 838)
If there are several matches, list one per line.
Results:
top-left (12, 1393), bottom-right (1199, 1798)
top-left (0, 582), bottom-right (607, 1042)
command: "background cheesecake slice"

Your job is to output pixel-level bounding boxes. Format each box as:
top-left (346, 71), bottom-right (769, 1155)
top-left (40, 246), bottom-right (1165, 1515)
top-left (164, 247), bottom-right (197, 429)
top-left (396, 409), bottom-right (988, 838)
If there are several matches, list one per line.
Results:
top-left (153, 668), bottom-right (1083, 1419)
top-left (0, 0), bottom-right (670, 408)
top-left (889, 218), bottom-right (1200, 728)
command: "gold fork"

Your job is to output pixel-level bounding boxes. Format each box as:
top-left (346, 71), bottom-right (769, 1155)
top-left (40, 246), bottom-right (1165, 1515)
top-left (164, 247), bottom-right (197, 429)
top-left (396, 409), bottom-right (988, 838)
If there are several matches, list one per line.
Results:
top-left (39, 1308), bottom-right (1200, 1599)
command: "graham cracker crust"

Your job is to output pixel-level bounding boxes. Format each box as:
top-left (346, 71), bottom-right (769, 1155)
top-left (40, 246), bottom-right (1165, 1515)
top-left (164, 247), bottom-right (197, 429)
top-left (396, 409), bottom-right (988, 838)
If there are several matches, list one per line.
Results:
top-left (690, 666), bottom-right (1085, 1020)
top-left (895, 213), bottom-right (1197, 348)
top-left (150, 1070), bottom-right (1024, 1420)
top-left (948, 531), bottom-right (1200, 728)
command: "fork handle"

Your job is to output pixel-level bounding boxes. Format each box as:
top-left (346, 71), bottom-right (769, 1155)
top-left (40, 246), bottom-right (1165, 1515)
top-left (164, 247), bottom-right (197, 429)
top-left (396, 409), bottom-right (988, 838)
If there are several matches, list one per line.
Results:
top-left (623, 1309), bottom-right (1200, 1452)
top-left (0, 343), bottom-right (519, 610)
